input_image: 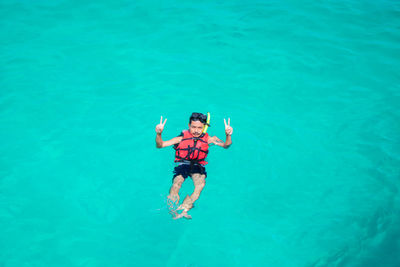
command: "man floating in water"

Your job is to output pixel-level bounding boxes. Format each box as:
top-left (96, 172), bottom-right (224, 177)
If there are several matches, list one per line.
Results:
top-left (155, 112), bottom-right (233, 219)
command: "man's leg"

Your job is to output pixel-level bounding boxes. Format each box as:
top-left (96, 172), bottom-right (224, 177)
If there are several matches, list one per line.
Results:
top-left (179, 173), bottom-right (206, 212)
top-left (168, 175), bottom-right (192, 219)
top-left (167, 175), bottom-right (185, 217)
top-left (168, 175), bottom-right (184, 204)
top-left (190, 173), bottom-right (206, 204)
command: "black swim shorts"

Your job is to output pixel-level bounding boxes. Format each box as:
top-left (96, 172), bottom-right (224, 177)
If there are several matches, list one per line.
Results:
top-left (173, 163), bottom-right (207, 180)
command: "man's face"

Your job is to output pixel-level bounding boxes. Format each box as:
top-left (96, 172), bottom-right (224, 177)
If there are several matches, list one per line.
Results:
top-left (189, 120), bottom-right (204, 137)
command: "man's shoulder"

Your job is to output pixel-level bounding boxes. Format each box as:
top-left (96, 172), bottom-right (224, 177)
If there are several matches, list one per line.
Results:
top-left (173, 133), bottom-right (183, 147)
top-left (177, 132), bottom-right (183, 137)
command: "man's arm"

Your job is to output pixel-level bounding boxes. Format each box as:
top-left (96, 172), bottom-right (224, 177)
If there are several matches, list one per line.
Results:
top-left (155, 116), bottom-right (183, 148)
top-left (156, 134), bottom-right (182, 148)
top-left (208, 117), bottom-right (233, 148)
top-left (208, 135), bottom-right (232, 148)
top-left (223, 118), bottom-right (233, 148)
top-left (224, 134), bottom-right (232, 148)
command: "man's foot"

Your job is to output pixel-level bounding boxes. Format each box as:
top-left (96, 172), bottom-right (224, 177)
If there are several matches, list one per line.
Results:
top-left (173, 210), bottom-right (192, 220)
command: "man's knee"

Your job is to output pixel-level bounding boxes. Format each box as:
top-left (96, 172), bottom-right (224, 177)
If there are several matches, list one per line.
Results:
top-left (192, 174), bottom-right (206, 188)
top-left (196, 180), bottom-right (205, 189)
top-left (172, 175), bottom-right (184, 189)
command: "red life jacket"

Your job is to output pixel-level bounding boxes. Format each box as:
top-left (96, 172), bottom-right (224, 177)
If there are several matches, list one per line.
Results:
top-left (174, 130), bottom-right (209, 165)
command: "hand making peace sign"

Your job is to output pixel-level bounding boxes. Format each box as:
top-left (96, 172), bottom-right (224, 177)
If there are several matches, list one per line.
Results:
top-left (224, 118), bottom-right (233, 136)
top-left (155, 116), bottom-right (167, 134)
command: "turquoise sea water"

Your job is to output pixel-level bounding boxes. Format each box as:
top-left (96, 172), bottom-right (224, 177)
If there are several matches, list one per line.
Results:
top-left (1, 0), bottom-right (400, 266)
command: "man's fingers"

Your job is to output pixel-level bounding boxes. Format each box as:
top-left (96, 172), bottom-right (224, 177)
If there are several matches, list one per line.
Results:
top-left (224, 118), bottom-right (231, 126)
top-left (159, 116), bottom-right (167, 126)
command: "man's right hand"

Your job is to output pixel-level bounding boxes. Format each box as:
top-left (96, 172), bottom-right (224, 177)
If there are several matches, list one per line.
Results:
top-left (155, 116), bottom-right (167, 134)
